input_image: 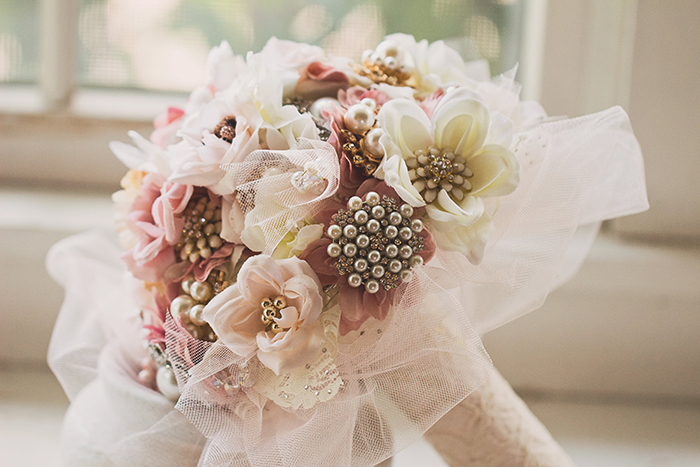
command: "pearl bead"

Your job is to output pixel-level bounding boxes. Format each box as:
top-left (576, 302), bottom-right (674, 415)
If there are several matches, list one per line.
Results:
top-left (189, 304), bottom-right (206, 326)
top-left (181, 275), bottom-right (195, 294)
top-left (361, 98), bottom-right (377, 112)
top-left (356, 234), bottom-right (370, 248)
top-left (208, 234), bottom-right (222, 249)
top-left (400, 204), bottom-right (414, 218)
top-left (388, 211), bottom-right (403, 225)
top-left (344, 103), bottom-right (375, 134)
top-left (309, 97), bottom-right (341, 120)
top-left (190, 281), bottom-right (213, 302)
top-left (371, 205), bottom-right (385, 219)
top-left (343, 224), bottom-right (358, 239)
top-left (409, 255), bottom-right (424, 268)
top-left (367, 250), bottom-right (382, 263)
top-left (385, 225), bottom-right (398, 239)
top-left (371, 265), bottom-right (385, 279)
top-left (400, 245), bottom-right (413, 259)
top-left (366, 219), bottom-right (381, 233)
top-left (363, 128), bottom-right (385, 157)
top-left (354, 258), bottom-right (368, 273)
top-left (376, 40), bottom-right (400, 58)
top-left (156, 366), bottom-right (180, 402)
top-left (384, 56), bottom-right (398, 70)
top-left (327, 224), bottom-right (342, 239)
top-left (348, 196), bottom-right (363, 211)
top-left (344, 243), bottom-right (358, 257)
top-left (411, 219), bottom-right (423, 233)
top-left (389, 259), bottom-right (403, 273)
top-left (385, 244), bottom-right (399, 258)
top-left (365, 192), bottom-right (380, 207)
top-left (354, 210), bottom-right (369, 224)
top-left (400, 270), bottom-right (413, 282)
top-left (327, 243), bottom-right (342, 258)
top-left (399, 227), bottom-right (413, 241)
top-left (348, 273), bottom-right (362, 288)
top-left (365, 280), bottom-right (380, 294)
top-left (171, 295), bottom-right (196, 319)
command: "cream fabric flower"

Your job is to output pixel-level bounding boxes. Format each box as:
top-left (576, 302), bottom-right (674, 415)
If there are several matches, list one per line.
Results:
top-left (379, 87), bottom-right (520, 263)
top-left (202, 255), bottom-right (325, 375)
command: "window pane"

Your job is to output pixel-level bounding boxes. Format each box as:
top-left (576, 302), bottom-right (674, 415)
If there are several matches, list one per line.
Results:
top-left (0, 0), bottom-right (40, 84)
top-left (77, 0), bottom-right (524, 92)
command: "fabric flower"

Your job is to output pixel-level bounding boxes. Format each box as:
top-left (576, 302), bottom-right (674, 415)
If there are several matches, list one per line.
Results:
top-left (203, 255), bottom-right (325, 375)
top-left (379, 87), bottom-right (519, 264)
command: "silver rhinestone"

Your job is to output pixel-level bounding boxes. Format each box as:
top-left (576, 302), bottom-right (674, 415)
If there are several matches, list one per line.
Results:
top-left (411, 219), bottom-right (423, 233)
top-left (327, 243), bottom-right (342, 258)
top-left (354, 258), bottom-right (368, 272)
top-left (371, 205), bottom-right (385, 219)
top-left (399, 245), bottom-right (413, 259)
top-left (400, 204), bottom-right (414, 218)
top-left (356, 234), bottom-right (370, 248)
top-left (366, 219), bottom-right (380, 233)
top-left (399, 227), bottom-right (413, 241)
top-left (354, 210), bottom-right (369, 224)
top-left (315, 391), bottom-right (320, 396)
top-left (388, 211), bottom-right (403, 225)
top-left (348, 273), bottom-right (362, 287)
top-left (344, 243), bottom-right (358, 257)
top-left (343, 224), bottom-right (358, 239)
top-left (384, 225), bottom-right (398, 239)
top-left (367, 250), bottom-right (382, 263)
top-left (348, 196), bottom-right (363, 211)
top-left (400, 270), bottom-right (412, 282)
top-left (385, 244), bottom-right (399, 258)
top-left (327, 224), bottom-right (342, 239)
top-left (365, 280), bottom-right (380, 294)
top-left (365, 192), bottom-right (380, 207)
top-left (371, 265), bottom-right (385, 279)
top-left (409, 255), bottom-right (424, 268)
top-left (389, 259), bottom-right (403, 273)
top-left (304, 385), bottom-right (309, 390)
top-left (328, 389), bottom-right (332, 394)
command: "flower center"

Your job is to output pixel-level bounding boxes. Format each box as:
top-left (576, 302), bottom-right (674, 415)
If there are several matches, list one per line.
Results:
top-left (325, 191), bottom-right (425, 294)
top-left (176, 194), bottom-right (224, 263)
top-left (407, 146), bottom-right (474, 203)
top-left (260, 295), bottom-right (288, 334)
top-left (214, 116), bottom-right (237, 143)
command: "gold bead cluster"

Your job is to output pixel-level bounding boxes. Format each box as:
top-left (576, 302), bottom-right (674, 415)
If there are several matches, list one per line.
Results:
top-left (341, 128), bottom-right (383, 176)
top-left (260, 295), bottom-right (288, 335)
top-left (406, 146), bottom-right (474, 203)
top-left (353, 60), bottom-right (412, 87)
top-left (175, 195), bottom-right (224, 263)
top-left (214, 116), bottom-right (237, 143)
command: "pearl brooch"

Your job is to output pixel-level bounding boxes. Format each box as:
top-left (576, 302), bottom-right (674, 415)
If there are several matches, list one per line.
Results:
top-left (325, 191), bottom-right (426, 292)
top-left (406, 146), bottom-right (474, 203)
top-left (175, 194), bottom-right (224, 263)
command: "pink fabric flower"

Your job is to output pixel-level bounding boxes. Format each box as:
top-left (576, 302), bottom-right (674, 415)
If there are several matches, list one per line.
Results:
top-left (300, 180), bottom-right (436, 335)
top-left (295, 62), bottom-right (349, 100)
top-left (123, 174), bottom-right (193, 282)
top-left (337, 86), bottom-right (391, 108)
top-left (203, 255), bottom-right (326, 375)
top-left (150, 107), bottom-right (184, 147)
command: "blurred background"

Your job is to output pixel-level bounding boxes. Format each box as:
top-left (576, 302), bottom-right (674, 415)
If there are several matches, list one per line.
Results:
top-left (1, 0), bottom-right (699, 466)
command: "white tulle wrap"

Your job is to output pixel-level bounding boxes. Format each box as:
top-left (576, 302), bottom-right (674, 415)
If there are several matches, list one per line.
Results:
top-left (48, 105), bottom-right (648, 467)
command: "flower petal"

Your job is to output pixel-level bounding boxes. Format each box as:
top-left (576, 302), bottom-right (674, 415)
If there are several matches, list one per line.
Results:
top-left (432, 91), bottom-right (490, 157)
top-left (425, 192), bottom-right (484, 232)
top-left (383, 155), bottom-right (426, 207)
top-left (431, 211), bottom-right (495, 265)
top-left (378, 99), bottom-right (433, 157)
top-left (468, 145), bottom-right (520, 197)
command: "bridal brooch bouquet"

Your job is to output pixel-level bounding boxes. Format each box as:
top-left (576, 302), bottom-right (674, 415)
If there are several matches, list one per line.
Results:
top-left (48, 35), bottom-right (648, 467)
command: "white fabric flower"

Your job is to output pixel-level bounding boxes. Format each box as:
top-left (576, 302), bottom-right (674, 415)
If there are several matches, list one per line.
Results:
top-left (379, 87), bottom-right (520, 263)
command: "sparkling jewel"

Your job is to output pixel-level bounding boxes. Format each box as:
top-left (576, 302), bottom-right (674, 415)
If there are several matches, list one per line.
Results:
top-left (156, 366), bottom-right (180, 402)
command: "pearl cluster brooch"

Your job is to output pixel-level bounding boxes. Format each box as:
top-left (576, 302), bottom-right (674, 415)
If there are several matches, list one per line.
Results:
top-left (170, 269), bottom-right (229, 341)
top-left (326, 191), bottom-right (425, 293)
top-left (341, 98), bottom-right (385, 176)
top-left (260, 295), bottom-right (288, 335)
top-left (355, 40), bottom-right (413, 87)
top-left (175, 194), bottom-right (224, 263)
top-left (406, 146), bottom-right (475, 203)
